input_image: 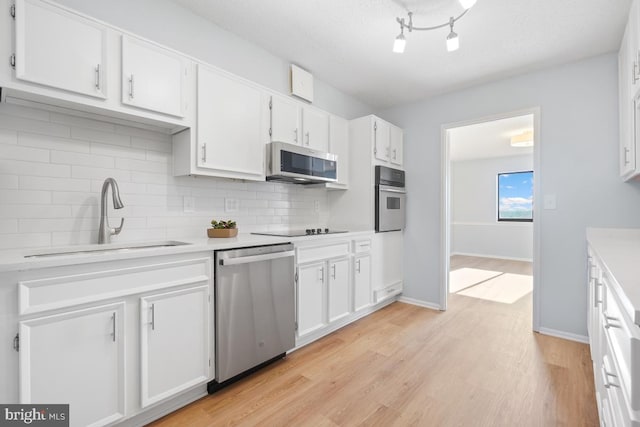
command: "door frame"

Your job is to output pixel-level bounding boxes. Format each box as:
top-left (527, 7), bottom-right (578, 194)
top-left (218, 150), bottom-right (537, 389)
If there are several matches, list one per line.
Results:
top-left (439, 107), bottom-right (541, 332)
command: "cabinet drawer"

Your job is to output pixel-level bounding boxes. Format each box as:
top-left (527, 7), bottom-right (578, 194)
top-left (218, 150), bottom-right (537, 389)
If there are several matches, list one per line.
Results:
top-left (602, 276), bottom-right (640, 412)
top-left (19, 255), bottom-right (212, 315)
top-left (601, 324), bottom-right (635, 427)
top-left (374, 281), bottom-right (403, 303)
top-left (297, 242), bottom-right (350, 264)
top-left (353, 239), bottom-right (372, 253)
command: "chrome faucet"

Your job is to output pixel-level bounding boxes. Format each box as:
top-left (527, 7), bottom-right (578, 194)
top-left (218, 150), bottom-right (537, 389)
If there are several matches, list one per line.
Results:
top-left (98, 178), bottom-right (125, 244)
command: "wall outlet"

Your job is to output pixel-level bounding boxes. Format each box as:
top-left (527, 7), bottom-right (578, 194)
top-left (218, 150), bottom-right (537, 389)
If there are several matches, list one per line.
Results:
top-left (314, 200), bottom-right (320, 212)
top-left (225, 198), bottom-right (239, 213)
top-left (183, 196), bottom-right (195, 213)
top-left (543, 194), bottom-right (557, 210)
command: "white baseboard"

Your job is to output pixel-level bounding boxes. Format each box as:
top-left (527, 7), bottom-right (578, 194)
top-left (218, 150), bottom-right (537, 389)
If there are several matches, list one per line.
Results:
top-left (397, 296), bottom-right (442, 311)
top-left (537, 327), bottom-right (589, 344)
top-left (451, 252), bottom-right (533, 263)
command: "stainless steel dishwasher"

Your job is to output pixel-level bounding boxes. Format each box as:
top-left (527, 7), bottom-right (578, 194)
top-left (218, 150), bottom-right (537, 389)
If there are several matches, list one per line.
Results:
top-left (208, 243), bottom-right (295, 393)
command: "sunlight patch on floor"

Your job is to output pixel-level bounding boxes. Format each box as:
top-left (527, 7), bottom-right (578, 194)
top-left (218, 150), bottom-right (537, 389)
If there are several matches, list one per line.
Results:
top-left (449, 267), bottom-right (503, 293)
top-left (455, 273), bottom-right (533, 304)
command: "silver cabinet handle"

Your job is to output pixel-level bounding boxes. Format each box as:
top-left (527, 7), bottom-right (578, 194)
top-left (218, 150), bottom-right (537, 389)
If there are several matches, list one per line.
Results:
top-left (319, 266), bottom-right (324, 282)
top-left (386, 146), bottom-right (390, 158)
top-left (95, 64), bottom-right (101, 90)
top-left (604, 314), bottom-right (622, 329)
top-left (305, 132), bottom-right (310, 146)
top-left (202, 143), bottom-right (207, 162)
top-left (373, 122), bottom-right (377, 154)
top-left (624, 147), bottom-right (631, 165)
top-left (294, 128), bottom-right (298, 144)
top-left (633, 63), bottom-right (639, 84)
top-left (129, 74), bottom-right (135, 99)
top-left (356, 259), bottom-right (361, 273)
top-left (602, 362), bottom-right (620, 388)
top-left (393, 148), bottom-right (397, 160)
top-left (111, 312), bottom-right (116, 342)
top-left (150, 303), bottom-right (155, 330)
top-left (331, 264), bottom-right (336, 279)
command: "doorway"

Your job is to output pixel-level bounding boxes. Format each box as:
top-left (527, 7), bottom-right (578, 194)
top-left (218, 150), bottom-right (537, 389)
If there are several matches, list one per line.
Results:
top-left (440, 109), bottom-right (540, 331)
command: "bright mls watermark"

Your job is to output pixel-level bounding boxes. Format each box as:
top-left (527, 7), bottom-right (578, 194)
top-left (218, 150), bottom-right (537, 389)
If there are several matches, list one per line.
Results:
top-left (0, 405), bottom-right (68, 426)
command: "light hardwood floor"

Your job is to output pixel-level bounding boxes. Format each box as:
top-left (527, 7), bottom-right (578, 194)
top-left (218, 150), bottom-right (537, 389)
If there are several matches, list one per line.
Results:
top-left (149, 275), bottom-right (597, 426)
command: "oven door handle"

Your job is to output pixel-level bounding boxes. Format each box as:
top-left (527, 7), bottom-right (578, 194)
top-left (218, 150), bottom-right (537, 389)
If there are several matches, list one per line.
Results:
top-left (379, 186), bottom-right (406, 194)
top-left (219, 250), bottom-right (295, 266)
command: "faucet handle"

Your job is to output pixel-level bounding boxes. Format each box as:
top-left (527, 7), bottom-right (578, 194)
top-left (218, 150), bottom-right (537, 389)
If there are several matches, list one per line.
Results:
top-left (113, 218), bottom-right (124, 235)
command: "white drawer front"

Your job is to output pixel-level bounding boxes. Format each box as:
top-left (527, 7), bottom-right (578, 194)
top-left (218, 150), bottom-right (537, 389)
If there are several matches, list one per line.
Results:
top-left (353, 239), bottom-right (372, 253)
top-left (601, 325), bottom-right (634, 427)
top-left (297, 242), bottom-right (350, 264)
top-left (602, 276), bottom-right (640, 412)
top-left (374, 281), bottom-right (403, 303)
top-left (19, 256), bottom-right (212, 315)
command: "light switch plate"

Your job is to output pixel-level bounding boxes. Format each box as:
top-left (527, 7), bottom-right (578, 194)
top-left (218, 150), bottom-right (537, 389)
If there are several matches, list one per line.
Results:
top-left (183, 196), bottom-right (195, 213)
top-left (225, 198), bottom-right (239, 213)
top-left (543, 194), bottom-right (557, 210)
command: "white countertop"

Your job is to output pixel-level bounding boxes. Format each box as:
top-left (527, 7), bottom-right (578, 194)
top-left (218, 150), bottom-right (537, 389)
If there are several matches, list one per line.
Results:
top-left (587, 227), bottom-right (640, 325)
top-left (0, 230), bottom-right (375, 273)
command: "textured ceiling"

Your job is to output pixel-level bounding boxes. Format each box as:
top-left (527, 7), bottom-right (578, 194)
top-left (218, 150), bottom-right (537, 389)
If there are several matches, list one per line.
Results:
top-left (449, 114), bottom-right (534, 161)
top-left (172, 0), bottom-right (631, 109)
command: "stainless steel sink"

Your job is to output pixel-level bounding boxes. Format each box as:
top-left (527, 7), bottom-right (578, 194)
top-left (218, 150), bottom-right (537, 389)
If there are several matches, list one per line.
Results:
top-left (24, 241), bottom-right (192, 258)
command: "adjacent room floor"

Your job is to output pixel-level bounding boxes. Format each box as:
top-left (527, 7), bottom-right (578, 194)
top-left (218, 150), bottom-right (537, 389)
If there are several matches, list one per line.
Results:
top-left (150, 260), bottom-right (597, 426)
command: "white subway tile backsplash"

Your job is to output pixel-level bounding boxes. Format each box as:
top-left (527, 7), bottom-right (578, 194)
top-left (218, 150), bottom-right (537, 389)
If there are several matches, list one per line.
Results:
top-left (0, 129), bottom-right (17, 145)
top-left (0, 159), bottom-right (71, 178)
top-left (0, 175), bottom-right (19, 189)
top-left (0, 106), bottom-right (330, 250)
top-left (71, 127), bottom-right (130, 147)
top-left (51, 151), bottom-right (114, 168)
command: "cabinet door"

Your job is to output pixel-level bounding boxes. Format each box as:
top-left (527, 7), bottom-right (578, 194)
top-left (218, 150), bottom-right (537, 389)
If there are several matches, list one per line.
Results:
top-left (390, 125), bottom-right (404, 167)
top-left (197, 66), bottom-right (264, 180)
top-left (270, 95), bottom-right (300, 145)
top-left (140, 285), bottom-right (210, 408)
top-left (15, 0), bottom-right (107, 99)
top-left (19, 302), bottom-right (125, 427)
top-left (620, 21), bottom-right (637, 177)
top-left (354, 255), bottom-right (372, 312)
top-left (121, 36), bottom-right (187, 117)
top-left (329, 115), bottom-right (349, 187)
top-left (302, 107), bottom-right (330, 152)
top-left (297, 263), bottom-right (326, 337)
top-left (374, 119), bottom-right (391, 162)
top-left (328, 258), bottom-right (350, 322)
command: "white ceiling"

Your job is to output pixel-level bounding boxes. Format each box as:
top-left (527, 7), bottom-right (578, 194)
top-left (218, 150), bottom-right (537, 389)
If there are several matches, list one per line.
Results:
top-left (172, 0), bottom-right (631, 109)
top-left (449, 114), bottom-right (534, 161)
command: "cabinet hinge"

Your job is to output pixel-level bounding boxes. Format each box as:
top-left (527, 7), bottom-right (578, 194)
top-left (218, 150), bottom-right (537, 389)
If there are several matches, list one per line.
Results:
top-left (208, 358), bottom-right (211, 367)
top-left (10, 54), bottom-right (15, 69)
top-left (268, 127), bottom-right (272, 137)
top-left (10, 4), bottom-right (15, 19)
top-left (374, 122), bottom-right (377, 131)
top-left (294, 272), bottom-right (298, 284)
top-left (269, 98), bottom-right (272, 110)
top-left (13, 333), bottom-right (19, 352)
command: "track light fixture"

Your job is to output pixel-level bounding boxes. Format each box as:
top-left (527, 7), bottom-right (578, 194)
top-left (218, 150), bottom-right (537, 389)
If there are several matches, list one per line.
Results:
top-left (393, 0), bottom-right (477, 53)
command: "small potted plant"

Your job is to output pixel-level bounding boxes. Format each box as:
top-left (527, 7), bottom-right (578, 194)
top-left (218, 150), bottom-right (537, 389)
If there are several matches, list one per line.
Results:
top-left (207, 220), bottom-right (238, 238)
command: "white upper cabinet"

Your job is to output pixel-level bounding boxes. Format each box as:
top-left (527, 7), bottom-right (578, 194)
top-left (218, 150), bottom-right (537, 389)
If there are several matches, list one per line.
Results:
top-left (373, 118), bottom-right (391, 162)
top-left (301, 106), bottom-right (330, 152)
top-left (121, 35), bottom-right (188, 117)
top-left (14, 0), bottom-right (107, 99)
top-left (19, 302), bottom-right (125, 427)
top-left (195, 65), bottom-right (264, 180)
top-left (620, 1), bottom-right (640, 180)
top-left (389, 124), bottom-right (404, 167)
top-left (140, 285), bottom-right (210, 408)
top-left (269, 95), bottom-right (330, 151)
top-left (327, 115), bottom-right (349, 189)
top-left (270, 95), bottom-right (301, 145)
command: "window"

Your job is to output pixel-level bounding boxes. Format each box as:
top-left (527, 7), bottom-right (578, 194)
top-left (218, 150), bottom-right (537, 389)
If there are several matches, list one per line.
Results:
top-left (497, 171), bottom-right (533, 222)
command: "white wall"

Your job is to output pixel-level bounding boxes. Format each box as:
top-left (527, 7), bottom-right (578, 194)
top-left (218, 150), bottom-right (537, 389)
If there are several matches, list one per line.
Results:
top-left (451, 155), bottom-right (533, 260)
top-left (53, 0), bottom-right (372, 120)
top-left (379, 53), bottom-right (640, 338)
top-left (0, 103), bottom-right (330, 249)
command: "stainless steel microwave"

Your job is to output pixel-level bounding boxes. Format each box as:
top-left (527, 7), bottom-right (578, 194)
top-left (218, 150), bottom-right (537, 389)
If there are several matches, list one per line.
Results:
top-left (266, 142), bottom-right (338, 184)
top-left (375, 166), bottom-right (406, 232)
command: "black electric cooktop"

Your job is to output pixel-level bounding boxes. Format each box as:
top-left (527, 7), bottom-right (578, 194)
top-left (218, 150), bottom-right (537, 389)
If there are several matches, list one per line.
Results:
top-left (251, 228), bottom-right (348, 237)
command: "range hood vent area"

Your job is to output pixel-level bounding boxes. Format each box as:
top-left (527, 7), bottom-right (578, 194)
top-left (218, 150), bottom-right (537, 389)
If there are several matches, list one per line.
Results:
top-left (266, 141), bottom-right (338, 185)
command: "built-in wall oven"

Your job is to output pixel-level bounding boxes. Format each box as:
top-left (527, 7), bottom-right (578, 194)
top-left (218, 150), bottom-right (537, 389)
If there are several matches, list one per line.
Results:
top-left (375, 165), bottom-right (406, 232)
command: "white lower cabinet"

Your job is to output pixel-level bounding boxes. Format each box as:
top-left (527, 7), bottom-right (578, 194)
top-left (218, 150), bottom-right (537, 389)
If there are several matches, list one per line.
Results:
top-left (8, 253), bottom-right (213, 427)
top-left (19, 302), bottom-right (126, 427)
top-left (140, 285), bottom-right (210, 408)
top-left (297, 262), bottom-right (326, 337)
top-left (353, 254), bottom-right (371, 312)
top-left (328, 257), bottom-right (350, 322)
